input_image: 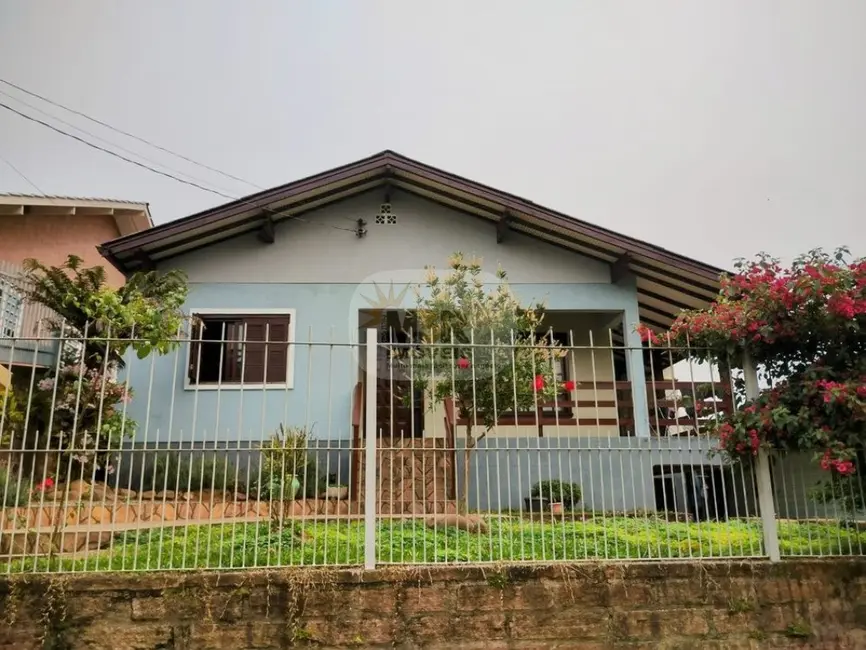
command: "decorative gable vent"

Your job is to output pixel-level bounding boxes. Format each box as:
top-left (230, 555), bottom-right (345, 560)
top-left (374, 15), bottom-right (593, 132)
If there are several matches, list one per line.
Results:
top-left (375, 203), bottom-right (397, 225)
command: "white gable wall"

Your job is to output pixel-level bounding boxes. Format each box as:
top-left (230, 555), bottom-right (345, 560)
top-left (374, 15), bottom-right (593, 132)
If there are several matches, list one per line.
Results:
top-left (160, 189), bottom-right (611, 284)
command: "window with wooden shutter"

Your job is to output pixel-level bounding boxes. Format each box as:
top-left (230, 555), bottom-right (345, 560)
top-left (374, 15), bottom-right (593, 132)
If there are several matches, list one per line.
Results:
top-left (188, 313), bottom-right (292, 386)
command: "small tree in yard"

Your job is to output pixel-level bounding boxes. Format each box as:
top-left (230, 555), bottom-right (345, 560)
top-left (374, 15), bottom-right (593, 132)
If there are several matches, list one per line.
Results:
top-left (641, 248), bottom-right (866, 511)
top-left (402, 253), bottom-right (568, 512)
top-left (5, 255), bottom-right (189, 481)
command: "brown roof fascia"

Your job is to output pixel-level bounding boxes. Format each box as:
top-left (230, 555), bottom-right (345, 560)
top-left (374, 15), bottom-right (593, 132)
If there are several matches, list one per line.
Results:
top-left (101, 150), bottom-right (726, 282)
top-left (384, 154), bottom-right (724, 282)
top-left (104, 151), bottom-right (392, 254)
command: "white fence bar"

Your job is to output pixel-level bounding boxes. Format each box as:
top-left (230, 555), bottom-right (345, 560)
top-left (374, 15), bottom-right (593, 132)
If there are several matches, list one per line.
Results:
top-left (363, 328), bottom-right (377, 570)
top-left (0, 325), bottom-right (862, 573)
top-left (744, 352), bottom-right (781, 562)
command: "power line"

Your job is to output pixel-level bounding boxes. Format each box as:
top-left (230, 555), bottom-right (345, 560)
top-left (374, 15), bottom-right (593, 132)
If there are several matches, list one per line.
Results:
top-left (0, 100), bottom-right (238, 200)
top-left (0, 89), bottom-right (240, 197)
top-left (0, 151), bottom-right (52, 198)
top-left (0, 101), bottom-right (359, 235)
top-left (0, 77), bottom-right (264, 191)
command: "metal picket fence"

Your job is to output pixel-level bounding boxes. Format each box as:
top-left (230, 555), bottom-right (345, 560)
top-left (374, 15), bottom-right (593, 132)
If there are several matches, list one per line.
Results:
top-left (0, 325), bottom-right (863, 573)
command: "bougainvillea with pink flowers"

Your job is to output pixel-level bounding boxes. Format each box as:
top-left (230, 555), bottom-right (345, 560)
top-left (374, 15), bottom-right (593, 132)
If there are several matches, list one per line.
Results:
top-left (641, 248), bottom-right (866, 508)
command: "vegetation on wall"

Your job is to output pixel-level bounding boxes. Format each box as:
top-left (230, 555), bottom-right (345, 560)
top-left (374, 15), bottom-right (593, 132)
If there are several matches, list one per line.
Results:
top-left (639, 248), bottom-right (866, 509)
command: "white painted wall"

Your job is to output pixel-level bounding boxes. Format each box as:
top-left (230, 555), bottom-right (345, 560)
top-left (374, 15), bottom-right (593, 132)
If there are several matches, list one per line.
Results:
top-left (161, 189), bottom-right (612, 285)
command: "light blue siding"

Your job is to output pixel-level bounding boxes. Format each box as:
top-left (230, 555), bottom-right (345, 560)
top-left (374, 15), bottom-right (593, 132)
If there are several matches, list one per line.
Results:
top-left (123, 190), bottom-right (650, 443)
top-left (123, 280), bottom-right (648, 442)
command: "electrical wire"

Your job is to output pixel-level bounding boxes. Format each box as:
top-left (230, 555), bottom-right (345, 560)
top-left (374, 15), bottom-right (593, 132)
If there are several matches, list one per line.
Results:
top-left (0, 151), bottom-right (50, 197)
top-left (0, 89), bottom-right (242, 197)
top-left (0, 101), bottom-right (359, 235)
top-left (0, 77), bottom-right (264, 190)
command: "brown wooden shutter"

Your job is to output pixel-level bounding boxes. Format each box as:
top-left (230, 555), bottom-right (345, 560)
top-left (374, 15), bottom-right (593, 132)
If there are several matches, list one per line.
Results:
top-left (242, 316), bottom-right (290, 384)
top-left (242, 320), bottom-right (267, 384)
top-left (188, 321), bottom-right (203, 382)
top-left (264, 318), bottom-right (290, 383)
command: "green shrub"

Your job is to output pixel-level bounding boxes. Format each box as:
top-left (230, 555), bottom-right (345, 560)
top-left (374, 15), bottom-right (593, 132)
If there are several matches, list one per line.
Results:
top-left (0, 465), bottom-right (31, 507)
top-left (253, 425), bottom-right (321, 500)
top-left (530, 480), bottom-right (582, 509)
top-left (143, 451), bottom-right (242, 494)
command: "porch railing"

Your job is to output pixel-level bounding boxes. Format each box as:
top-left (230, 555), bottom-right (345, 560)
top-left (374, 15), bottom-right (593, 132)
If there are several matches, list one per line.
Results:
top-left (0, 326), bottom-right (860, 573)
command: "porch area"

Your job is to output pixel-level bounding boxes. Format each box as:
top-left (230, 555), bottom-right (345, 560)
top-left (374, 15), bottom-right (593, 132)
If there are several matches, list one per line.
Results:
top-left (347, 310), bottom-right (736, 513)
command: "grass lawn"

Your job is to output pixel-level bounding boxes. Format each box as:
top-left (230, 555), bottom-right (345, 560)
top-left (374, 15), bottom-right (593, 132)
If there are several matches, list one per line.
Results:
top-left (3, 516), bottom-right (864, 573)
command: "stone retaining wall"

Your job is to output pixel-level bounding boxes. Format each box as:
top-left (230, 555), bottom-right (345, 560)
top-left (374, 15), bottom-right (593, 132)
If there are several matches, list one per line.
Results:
top-left (1, 559), bottom-right (865, 648)
top-left (0, 498), bottom-right (361, 531)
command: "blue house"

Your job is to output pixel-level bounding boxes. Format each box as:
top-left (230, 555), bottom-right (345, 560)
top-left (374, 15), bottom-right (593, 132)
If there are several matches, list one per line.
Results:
top-left (99, 151), bottom-right (729, 513)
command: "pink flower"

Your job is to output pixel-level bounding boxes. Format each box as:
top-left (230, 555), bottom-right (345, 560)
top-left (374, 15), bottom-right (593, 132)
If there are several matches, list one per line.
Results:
top-left (820, 450), bottom-right (832, 471)
top-left (835, 460), bottom-right (856, 476)
top-left (533, 375), bottom-right (545, 392)
top-left (562, 380), bottom-right (576, 392)
top-left (456, 358), bottom-right (470, 370)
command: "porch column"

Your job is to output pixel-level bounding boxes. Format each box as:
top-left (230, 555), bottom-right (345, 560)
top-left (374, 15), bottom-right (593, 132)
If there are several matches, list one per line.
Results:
top-left (623, 304), bottom-right (651, 438)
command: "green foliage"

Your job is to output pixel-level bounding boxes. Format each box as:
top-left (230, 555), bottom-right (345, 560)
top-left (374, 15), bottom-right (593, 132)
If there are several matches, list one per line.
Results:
top-left (7, 255), bottom-right (191, 480)
top-left (3, 516), bottom-right (863, 572)
top-left (402, 253), bottom-right (566, 512)
top-left (404, 253), bottom-right (564, 433)
top-left (253, 425), bottom-right (321, 500)
top-left (23, 255), bottom-right (189, 368)
top-left (142, 452), bottom-right (242, 494)
top-left (28, 366), bottom-right (135, 475)
top-left (652, 249), bottom-right (866, 512)
top-left (784, 622), bottom-right (812, 638)
top-left (530, 480), bottom-right (582, 509)
top-left (0, 465), bottom-right (31, 507)
top-left (0, 386), bottom-right (24, 448)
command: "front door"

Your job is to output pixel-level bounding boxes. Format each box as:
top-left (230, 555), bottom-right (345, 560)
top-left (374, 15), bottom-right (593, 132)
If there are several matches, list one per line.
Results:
top-left (362, 310), bottom-right (424, 438)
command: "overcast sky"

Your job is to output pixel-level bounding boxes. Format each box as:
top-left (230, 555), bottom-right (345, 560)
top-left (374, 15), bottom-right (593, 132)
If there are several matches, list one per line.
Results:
top-left (1, 1), bottom-right (864, 269)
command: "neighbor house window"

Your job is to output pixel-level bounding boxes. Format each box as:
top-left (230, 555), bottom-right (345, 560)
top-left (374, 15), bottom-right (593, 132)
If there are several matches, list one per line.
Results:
top-left (0, 281), bottom-right (23, 338)
top-left (187, 313), bottom-right (293, 386)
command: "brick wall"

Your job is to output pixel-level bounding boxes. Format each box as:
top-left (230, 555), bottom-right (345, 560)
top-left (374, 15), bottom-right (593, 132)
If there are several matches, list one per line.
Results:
top-left (0, 213), bottom-right (124, 286)
top-left (1, 560), bottom-right (864, 649)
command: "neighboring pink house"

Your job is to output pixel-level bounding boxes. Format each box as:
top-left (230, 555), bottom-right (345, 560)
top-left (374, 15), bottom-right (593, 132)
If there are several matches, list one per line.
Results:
top-left (0, 194), bottom-right (152, 368)
top-left (0, 194), bottom-right (152, 287)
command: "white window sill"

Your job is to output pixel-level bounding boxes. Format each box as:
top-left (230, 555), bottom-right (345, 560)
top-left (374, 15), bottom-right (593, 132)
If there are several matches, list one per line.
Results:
top-left (183, 383), bottom-right (293, 391)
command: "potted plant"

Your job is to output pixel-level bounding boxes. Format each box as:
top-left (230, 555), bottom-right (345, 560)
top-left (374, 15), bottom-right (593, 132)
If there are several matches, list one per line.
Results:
top-left (523, 494), bottom-right (549, 513)
top-left (324, 484), bottom-right (349, 500)
top-left (257, 425), bottom-right (315, 501)
top-left (529, 480), bottom-right (582, 515)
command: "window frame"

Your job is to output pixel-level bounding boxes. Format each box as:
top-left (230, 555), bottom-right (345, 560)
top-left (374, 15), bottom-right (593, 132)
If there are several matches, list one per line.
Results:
top-left (0, 279), bottom-right (23, 339)
top-left (183, 308), bottom-right (296, 391)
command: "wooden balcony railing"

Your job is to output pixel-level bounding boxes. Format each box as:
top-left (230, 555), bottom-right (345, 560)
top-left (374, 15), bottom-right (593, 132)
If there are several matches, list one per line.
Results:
top-left (442, 379), bottom-right (734, 437)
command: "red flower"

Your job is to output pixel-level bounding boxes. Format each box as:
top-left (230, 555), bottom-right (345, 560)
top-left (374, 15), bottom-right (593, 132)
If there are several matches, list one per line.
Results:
top-left (820, 450), bottom-right (832, 471)
top-left (456, 357), bottom-right (470, 370)
top-left (35, 477), bottom-right (55, 492)
top-left (562, 380), bottom-right (576, 391)
top-left (533, 375), bottom-right (545, 392)
top-left (835, 460), bottom-right (856, 476)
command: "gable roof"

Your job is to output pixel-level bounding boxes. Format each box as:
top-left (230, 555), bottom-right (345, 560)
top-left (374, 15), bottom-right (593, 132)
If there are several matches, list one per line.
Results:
top-left (98, 150), bottom-right (726, 329)
top-left (0, 193), bottom-right (152, 236)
